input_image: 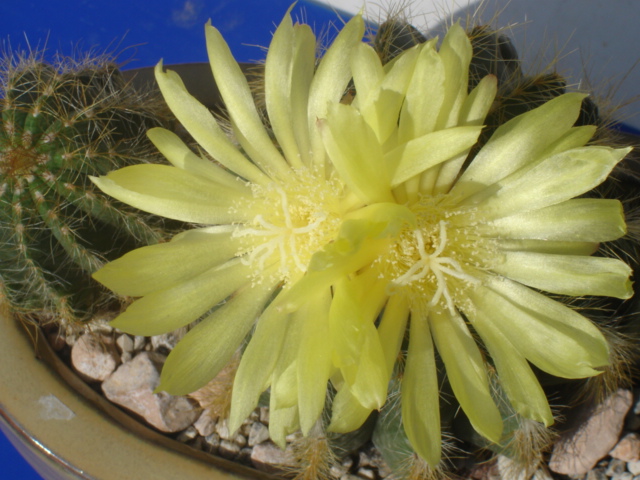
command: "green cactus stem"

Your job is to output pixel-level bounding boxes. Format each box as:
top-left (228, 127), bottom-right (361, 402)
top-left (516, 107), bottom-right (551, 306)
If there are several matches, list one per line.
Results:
top-left (0, 51), bottom-right (174, 328)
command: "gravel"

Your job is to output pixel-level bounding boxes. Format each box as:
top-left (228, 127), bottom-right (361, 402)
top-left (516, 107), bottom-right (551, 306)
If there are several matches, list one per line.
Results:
top-left (51, 320), bottom-right (640, 480)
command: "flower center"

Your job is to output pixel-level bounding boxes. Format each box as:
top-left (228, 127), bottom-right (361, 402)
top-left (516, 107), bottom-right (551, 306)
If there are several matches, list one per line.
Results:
top-left (378, 197), bottom-right (493, 315)
top-left (391, 220), bottom-right (480, 315)
top-left (233, 170), bottom-right (343, 282)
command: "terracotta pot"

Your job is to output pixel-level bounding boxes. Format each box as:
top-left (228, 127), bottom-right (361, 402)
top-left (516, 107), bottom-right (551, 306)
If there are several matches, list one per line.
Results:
top-left (0, 63), bottom-right (268, 480)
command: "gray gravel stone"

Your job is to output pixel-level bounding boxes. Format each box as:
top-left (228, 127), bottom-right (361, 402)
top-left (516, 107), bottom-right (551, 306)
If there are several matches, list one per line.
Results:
top-left (219, 439), bottom-right (240, 460)
top-left (606, 458), bottom-right (627, 476)
top-left (628, 460), bottom-right (640, 476)
top-left (203, 432), bottom-right (220, 453)
top-left (237, 447), bottom-right (253, 465)
top-left (357, 467), bottom-right (376, 480)
top-left (116, 334), bottom-right (133, 353)
top-left (610, 433), bottom-right (640, 462)
top-left (115, 334), bottom-right (134, 363)
top-left (234, 434), bottom-right (247, 448)
top-left (251, 442), bottom-right (297, 474)
top-left (150, 329), bottom-right (186, 354)
top-left (216, 419), bottom-right (231, 440)
top-left (64, 332), bottom-right (79, 347)
top-left (248, 422), bottom-right (270, 447)
top-left (330, 463), bottom-right (349, 479)
top-left (133, 335), bottom-right (146, 351)
top-left (532, 469), bottom-right (554, 480)
top-left (549, 389), bottom-right (633, 476)
top-left (193, 410), bottom-right (216, 437)
top-left (176, 426), bottom-right (198, 443)
top-left (71, 333), bottom-right (119, 382)
top-left (616, 472), bottom-right (634, 480)
top-left (498, 454), bottom-right (536, 480)
top-left (259, 406), bottom-right (270, 425)
top-left (101, 351), bottom-right (201, 432)
top-left (585, 468), bottom-right (607, 480)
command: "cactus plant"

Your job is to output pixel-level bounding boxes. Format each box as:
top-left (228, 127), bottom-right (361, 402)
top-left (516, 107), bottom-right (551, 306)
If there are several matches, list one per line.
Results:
top-left (47, 9), bottom-right (634, 480)
top-left (0, 50), bottom-right (174, 328)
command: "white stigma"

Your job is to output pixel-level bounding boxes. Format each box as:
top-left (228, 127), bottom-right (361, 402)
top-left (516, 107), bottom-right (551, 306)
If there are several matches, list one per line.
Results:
top-left (234, 186), bottom-right (328, 277)
top-left (392, 220), bottom-right (480, 315)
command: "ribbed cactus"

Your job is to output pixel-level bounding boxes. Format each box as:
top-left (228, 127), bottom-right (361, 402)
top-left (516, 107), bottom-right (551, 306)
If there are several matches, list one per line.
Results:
top-left (0, 52), bottom-right (174, 328)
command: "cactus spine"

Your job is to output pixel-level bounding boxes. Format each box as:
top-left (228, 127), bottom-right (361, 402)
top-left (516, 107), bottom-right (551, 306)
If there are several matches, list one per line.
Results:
top-left (0, 51), bottom-right (173, 328)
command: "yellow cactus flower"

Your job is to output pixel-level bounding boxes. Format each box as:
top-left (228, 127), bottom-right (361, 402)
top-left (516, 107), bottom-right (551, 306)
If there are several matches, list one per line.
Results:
top-left (276, 45), bottom-right (633, 467)
top-left (91, 10), bottom-right (367, 440)
top-left (90, 8), bottom-right (633, 469)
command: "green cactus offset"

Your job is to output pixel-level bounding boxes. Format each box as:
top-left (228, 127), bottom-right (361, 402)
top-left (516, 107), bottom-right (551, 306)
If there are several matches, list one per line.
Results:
top-left (0, 50), bottom-right (175, 328)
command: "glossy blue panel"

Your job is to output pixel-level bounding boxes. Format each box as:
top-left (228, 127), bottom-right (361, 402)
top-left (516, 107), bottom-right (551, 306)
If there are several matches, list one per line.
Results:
top-left (2, 0), bottom-right (350, 68)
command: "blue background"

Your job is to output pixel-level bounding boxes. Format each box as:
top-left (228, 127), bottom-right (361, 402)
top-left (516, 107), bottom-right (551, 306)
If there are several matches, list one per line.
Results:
top-left (0, 1), bottom-right (350, 478)
top-left (2, 0), bottom-right (352, 70)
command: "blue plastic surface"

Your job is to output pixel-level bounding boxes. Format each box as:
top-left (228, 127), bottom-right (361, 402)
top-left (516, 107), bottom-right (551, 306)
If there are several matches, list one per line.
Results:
top-left (0, 430), bottom-right (42, 480)
top-left (0, 1), bottom-right (348, 479)
top-left (2, 0), bottom-right (351, 67)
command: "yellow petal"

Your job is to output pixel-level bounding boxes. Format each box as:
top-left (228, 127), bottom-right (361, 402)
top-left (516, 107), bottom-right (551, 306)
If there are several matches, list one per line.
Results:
top-left (147, 127), bottom-right (246, 191)
top-left (430, 309), bottom-right (503, 443)
top-left (436, 22), bottom-right (472, 129)
top-left (329, 273), bottom-right (389, 410)
top-left (402, 308), bottom-right (442, 466)
top-left (494, 251), bottom-right (633, 299)
top-left (90, 164), bottom-right (247, 224)
top-left (377, 294), bottom-right (410, 377)
top-left (328, 384), bottom-right (374, 433)
top-left (494, 239), bottom-right (599, 255)
top-left (473, 146), bottom-right (631, 219)
top-left (481, 198), bottom-right (626, 242)
top-left (157, 281), bottom-right (276, 395)
top-left (358, 43), bottom-right (421, 145)
top-left (288, 24), bottom-right (318, 167)
top-left (269, 402), bottom-right (300, 448)
top-left (154, 62), bottom-right (268, 184)
top-left (297, 289), bottom-right (333, 435)
top-left (387, 126), bottom-right (483, 187)
top-left (471, 277), bottom-right (610, 378)
top-left (454, 93), bottom-right (587, 199)
top-left (398, 39), bottom-right (444, 142)
top-left (458, 73), bottom-right (498, 127)
top-left (269, 299), bottom-right (309, 412)
top-left (272, 359), bottom-right (299, 410)
top-left (93, 228), bottom-right (239, 297)
top-left (307, 14), bottom-right (365, 170)
top-left (110, 259), bottom-right (251, 336)
top-left (433, 74), bottom-right (497, 193)
top-left (542, 125), bottom-right (596, 156)
top-left (205, 23), bottom-right (291, 179)
top-left (229, 295), bottom-right (291, 433)
top-left (351, 42), bottom-right (385, 107)
top-left (322, 103), bottom-right (394, 203)
top-left (466, 306), bottom-right (553, 426)
top-left (264, 11), bottom-right (316, 169)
